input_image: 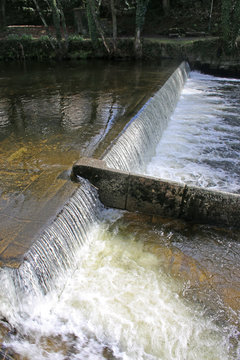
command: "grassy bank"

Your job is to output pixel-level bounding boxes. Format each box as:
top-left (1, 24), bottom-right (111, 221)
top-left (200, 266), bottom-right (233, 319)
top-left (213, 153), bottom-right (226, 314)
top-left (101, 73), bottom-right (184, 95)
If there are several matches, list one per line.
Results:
top-left (0, 34), bottom-right (240, 77)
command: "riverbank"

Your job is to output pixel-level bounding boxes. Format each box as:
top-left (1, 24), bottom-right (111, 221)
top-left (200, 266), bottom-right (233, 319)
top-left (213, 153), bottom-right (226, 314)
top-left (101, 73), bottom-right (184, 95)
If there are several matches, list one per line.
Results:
top-left (0, 30), bottom-right (240, 77)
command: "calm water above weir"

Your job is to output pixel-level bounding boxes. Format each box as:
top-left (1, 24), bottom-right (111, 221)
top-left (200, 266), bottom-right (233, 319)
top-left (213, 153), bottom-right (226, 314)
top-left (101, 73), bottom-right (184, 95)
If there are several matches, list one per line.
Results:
top-left (0, 64), bottom-right (239, 359)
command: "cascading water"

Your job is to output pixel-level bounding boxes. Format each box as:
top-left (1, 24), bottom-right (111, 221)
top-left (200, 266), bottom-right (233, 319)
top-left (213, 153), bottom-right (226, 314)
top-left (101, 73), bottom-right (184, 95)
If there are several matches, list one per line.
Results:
top-left (0, 64), bottom-right (239, 360)
top-left (0, 206), bottom-right (237, 360)
top-left (146, 71), bottom-right (240, 193)
top-left (102, 62), bottom-right (190, 172)
top-left (1, 177), bottom-right (103, 300)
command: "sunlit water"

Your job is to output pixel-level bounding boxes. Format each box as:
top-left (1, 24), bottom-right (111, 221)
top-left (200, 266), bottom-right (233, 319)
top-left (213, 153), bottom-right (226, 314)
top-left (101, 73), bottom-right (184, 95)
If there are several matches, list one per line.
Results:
top-left (146, 71), bottom-right (240, 193)
top-left (0, 68), bottom-right (240, 360)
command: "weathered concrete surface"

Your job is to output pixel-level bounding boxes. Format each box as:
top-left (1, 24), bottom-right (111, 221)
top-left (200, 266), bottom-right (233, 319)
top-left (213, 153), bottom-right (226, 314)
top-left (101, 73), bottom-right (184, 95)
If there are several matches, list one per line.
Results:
top-left (72, 157), bottom-right (240, 228)
top-left (127, 175), bottom-right (185, 218)
top-left (181, 185), bottom-right (240, 227)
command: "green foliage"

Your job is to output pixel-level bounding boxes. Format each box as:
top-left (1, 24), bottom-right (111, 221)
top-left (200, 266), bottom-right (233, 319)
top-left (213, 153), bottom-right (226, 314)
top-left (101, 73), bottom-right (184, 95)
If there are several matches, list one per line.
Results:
top-left (19, 33), bottom-right (33, 41)
top-left (0, 35), bottom-right (56, 61)
top-left (6, 34), bottom-right (21, 40)
top-left (68, 34), bottom-right (84, 42)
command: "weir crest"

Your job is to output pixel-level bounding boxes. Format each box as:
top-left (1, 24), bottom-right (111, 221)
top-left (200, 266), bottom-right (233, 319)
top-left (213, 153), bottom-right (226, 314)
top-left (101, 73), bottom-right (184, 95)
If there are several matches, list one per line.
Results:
top-left (102, 61), bottom-right (190, 172)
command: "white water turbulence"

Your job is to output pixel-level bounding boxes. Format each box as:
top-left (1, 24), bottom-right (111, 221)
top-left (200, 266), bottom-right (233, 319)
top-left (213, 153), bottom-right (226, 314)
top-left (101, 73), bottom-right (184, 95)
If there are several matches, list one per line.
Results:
top-left (146, 71), bottom-right (240, 193)
top-left (7, 178), bottom-right (103, 298)
top-left (0, 209), bottom-right (237, 360)
top-left (103, 62), bottom-right (189, 172)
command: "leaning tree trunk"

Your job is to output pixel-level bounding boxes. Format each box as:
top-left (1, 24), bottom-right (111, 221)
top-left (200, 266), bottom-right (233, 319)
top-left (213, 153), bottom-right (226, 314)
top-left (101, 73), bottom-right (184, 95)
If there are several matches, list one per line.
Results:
top-left (33, 0), bottom-right (56, 49)
top-left (86, 0), bottom-right (110, 54)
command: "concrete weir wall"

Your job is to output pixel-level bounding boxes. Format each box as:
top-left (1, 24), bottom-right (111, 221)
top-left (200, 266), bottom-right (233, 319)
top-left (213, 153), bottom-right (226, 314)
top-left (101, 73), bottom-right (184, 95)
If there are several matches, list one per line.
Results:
top-left (72, 158), bottom-right (240, 228)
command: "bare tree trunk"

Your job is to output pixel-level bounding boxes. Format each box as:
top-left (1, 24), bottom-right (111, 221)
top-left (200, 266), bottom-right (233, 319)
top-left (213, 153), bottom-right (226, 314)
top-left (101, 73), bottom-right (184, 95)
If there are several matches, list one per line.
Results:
top-left (135, 27), bottom-right (142, 58)
top-left (110, 0), bottom-right (117, 53)
top-left (135, 0), bottom-right (149, 58)
top-left (57, 0), bottom-right (69, 52)
top-left (162, 0), bottom-right (170, 15)
top-left (0, 0), bottom-right (6, 30)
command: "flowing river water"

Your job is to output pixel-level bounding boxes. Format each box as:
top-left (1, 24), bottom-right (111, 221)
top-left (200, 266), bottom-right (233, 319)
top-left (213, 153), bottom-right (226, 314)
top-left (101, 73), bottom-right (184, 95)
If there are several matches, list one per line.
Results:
top-left (0, 64), bottom-right (239, 359)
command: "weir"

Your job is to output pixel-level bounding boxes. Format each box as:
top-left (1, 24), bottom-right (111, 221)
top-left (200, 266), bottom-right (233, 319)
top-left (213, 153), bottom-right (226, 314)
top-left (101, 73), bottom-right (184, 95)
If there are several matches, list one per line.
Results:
top-left (0, 62), bottom-right (189, 297)
top-left (0, 60), bottom-right (238, 281)
top-left (0, 61), bottom-right (189, 272)
top-left (0, 62), bottom-right (240, 360)
top-left (0, 60), bottom-right (191, 302)
top-left (102, 61), bottom-right (190, 172)
top-left (71, 60), bottom-right (240, 227)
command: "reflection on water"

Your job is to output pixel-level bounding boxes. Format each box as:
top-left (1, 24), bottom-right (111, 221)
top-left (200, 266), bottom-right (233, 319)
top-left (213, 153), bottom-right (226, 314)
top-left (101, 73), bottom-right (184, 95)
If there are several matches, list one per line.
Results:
top-left (0, 60), bottom-right (177, 156)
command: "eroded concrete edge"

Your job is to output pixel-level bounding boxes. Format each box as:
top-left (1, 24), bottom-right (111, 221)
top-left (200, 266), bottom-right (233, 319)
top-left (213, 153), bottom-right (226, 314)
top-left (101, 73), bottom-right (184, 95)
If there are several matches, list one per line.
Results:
top-left (72, 157), bottom-right (240, 228)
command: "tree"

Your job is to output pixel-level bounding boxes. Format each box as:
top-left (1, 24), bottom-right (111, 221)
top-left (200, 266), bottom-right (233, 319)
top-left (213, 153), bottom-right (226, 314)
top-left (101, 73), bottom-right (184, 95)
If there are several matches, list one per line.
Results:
top-left (86, 0), bottom-right (99, 49)
top-left (86, 0), bottom-right (110, 54)
top-left (135, 0), bottom-right (149, 57)
top-left (33, 0), bottom-right (68, 57)
top-left (110, 0), bottom-right (117, 52)
top-left (162, 0), bottom-right (170, 15)
top-left (0, 0), bottom-right (6, 30)
top-left (221, 0), bottom-right (240, 51)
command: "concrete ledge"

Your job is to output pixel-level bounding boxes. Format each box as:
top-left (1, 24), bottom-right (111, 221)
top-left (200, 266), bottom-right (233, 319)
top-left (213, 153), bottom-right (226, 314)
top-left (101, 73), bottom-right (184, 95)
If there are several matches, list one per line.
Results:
top-left (72, 157), bottom-right (240, 228)
top-left (71, 157), bottom-right (129, 210)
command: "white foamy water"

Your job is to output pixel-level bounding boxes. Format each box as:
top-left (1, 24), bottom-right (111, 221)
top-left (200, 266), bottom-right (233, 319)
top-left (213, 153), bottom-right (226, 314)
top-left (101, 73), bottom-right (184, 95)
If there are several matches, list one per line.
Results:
top-left (146, 71), bottom-right (240, 193)
top-left (0, 210), bottom-right (237, 360)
